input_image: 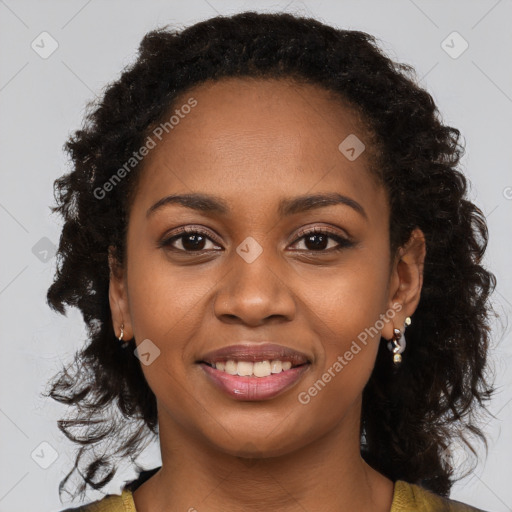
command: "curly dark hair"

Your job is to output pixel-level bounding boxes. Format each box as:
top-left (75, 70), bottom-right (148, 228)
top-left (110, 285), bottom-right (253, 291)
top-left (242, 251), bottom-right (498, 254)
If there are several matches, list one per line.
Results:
top-left (43, 11), bottom-right (496, 503)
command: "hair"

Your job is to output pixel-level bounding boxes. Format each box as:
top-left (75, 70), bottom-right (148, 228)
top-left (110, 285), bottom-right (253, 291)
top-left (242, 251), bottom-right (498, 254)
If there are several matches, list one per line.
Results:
top-left (43, 11), bottom-right (496, 502)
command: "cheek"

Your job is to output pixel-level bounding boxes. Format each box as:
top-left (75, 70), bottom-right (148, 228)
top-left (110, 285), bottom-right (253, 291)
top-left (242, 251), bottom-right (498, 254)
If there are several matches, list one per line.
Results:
top-left (125, 244), bottom-right (229, 409)
top-left (124, 254), bottom-right (205, 421)
top-left (305, 249), bottom-right (391, 345)
top-left (126, 244), bottom-right (210, 340)
top-left (295, 250), bottom-right (391, 407)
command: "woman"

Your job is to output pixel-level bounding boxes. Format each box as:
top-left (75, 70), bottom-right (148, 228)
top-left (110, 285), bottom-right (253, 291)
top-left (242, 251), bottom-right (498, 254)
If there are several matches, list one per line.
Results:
top-left (46, 11), bottom-right (496, 512)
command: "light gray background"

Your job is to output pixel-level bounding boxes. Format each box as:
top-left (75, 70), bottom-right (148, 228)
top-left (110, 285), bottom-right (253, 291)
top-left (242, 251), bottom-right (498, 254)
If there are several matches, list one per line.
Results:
top-left (0, 1), bottom-right (511, 511)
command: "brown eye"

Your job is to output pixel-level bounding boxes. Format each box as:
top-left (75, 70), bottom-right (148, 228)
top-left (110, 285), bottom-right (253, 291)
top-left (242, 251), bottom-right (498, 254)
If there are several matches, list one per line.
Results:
top-left (291, 228), bottom-right (354, 252)
top-left (159, 227), bottom-right (222, 253)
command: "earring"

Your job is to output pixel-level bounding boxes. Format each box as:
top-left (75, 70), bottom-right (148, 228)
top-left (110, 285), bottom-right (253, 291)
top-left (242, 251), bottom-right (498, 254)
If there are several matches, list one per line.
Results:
top-left (390, 328), bottom-right (405, 364)
top-left (387, 317), bottom-right (411, 365)
top-left (118, 323), bottom-right (128, 349)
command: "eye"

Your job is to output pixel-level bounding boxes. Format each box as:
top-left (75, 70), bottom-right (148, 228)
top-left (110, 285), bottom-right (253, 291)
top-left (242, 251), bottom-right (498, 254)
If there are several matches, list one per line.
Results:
top-left (290, 227), bottom-right (354, 252)
top-left (158, 225), bottom-right (354, 254)
top-left (158, 226), bottom-right (222, 253)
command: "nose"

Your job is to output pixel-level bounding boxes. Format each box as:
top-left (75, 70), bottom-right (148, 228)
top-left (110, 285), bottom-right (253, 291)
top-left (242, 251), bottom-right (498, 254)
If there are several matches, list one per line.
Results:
top-left (213, 244), bottom-right (296, 327)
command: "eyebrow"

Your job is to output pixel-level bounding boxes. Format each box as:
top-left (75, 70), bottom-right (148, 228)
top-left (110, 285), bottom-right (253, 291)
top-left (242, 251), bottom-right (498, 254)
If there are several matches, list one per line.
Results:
top-left (146, 192), bottom-right (367, 219)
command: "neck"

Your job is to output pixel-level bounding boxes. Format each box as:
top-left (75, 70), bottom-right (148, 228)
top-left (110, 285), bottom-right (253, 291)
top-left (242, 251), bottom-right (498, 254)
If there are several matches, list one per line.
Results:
top-left (133, 401), bottom-right (394, 512)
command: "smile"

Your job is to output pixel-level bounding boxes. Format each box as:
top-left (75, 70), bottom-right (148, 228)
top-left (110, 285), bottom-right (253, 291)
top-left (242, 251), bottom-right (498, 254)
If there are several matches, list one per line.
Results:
top-left (199, 360), bottom-right (310, 401)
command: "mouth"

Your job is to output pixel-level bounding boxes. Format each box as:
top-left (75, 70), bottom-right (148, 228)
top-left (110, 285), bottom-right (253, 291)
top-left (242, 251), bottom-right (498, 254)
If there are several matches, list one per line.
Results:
top-left (196, 343), bottom-right (311, 401)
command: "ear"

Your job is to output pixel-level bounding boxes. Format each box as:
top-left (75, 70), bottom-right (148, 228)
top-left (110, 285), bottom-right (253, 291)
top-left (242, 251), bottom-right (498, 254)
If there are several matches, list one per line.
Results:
top-left (382, 228), bottom-right (426, 340)
top-left (108, 246), bottom-right (134, 341)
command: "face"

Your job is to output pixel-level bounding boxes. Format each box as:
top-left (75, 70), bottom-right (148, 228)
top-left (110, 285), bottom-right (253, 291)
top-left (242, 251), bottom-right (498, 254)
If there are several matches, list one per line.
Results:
top-left (109, 78), bottom-right (421, 459)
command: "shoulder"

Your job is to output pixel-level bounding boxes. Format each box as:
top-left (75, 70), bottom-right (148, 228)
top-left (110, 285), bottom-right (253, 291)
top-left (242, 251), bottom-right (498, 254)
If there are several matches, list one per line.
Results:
top-left (58, 466), bottom-right (159, 512)
top-left (59, 489), bottom-right (135, 512)
top-left (392, 480), bottom-right (488, 512)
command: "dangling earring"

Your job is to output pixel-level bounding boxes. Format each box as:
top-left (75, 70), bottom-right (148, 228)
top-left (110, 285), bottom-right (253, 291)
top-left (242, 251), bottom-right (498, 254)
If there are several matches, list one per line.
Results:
top-left (387, 317), bottom-right (411, 365)
top-left (118, 323), bottom-right (128, 349)
top-left (390, 328), bottom-right (404, 364)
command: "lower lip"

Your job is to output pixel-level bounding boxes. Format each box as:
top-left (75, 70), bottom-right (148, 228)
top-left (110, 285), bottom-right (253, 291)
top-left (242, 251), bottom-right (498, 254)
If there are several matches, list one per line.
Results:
top-left (199, 363), bottom-right (311, 401)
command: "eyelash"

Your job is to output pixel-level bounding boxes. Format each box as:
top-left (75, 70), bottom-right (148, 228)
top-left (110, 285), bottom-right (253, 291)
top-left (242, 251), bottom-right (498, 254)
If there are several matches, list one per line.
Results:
top-left (158, 225), bottom-right (354, 254)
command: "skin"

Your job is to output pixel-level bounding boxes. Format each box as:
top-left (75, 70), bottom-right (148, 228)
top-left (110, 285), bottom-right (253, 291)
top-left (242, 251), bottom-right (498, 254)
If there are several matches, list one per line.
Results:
top-left (109, 77), bottom-right (426, 512)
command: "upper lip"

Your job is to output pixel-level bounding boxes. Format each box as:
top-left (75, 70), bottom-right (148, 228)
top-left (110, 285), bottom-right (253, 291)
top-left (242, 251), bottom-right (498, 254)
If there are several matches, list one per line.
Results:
top-left (198, 343), bottom-right (311, 367)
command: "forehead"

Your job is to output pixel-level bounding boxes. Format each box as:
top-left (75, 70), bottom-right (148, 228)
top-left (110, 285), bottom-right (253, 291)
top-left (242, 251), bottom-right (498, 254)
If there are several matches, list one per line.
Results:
top-left (132, 77), bottom-right (386, 220)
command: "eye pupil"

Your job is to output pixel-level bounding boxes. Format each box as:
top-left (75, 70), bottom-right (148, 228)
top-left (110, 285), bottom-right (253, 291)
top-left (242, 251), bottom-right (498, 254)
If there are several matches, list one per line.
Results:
top-left (305, 233), bottom-right (328, 251)
top-left (182, 234), bottom-right (206, 251)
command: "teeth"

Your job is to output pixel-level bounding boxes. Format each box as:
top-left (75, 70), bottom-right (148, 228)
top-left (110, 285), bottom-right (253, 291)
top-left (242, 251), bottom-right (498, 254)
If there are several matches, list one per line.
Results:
top-left (211, 359), bottom-right (296, 377)
top-left (237, 361), bottom-right (253, 376)
top-left (253, 360), bottom-right (271, 377)
top-left (271, 360), bottom-right (282, 373)
top-left (224, 360), bottom-right (237, 375)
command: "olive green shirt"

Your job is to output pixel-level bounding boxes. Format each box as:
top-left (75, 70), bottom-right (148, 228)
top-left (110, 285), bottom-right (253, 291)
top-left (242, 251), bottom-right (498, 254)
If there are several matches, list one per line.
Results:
top-left (62, 478), bottom-right (487, 511)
